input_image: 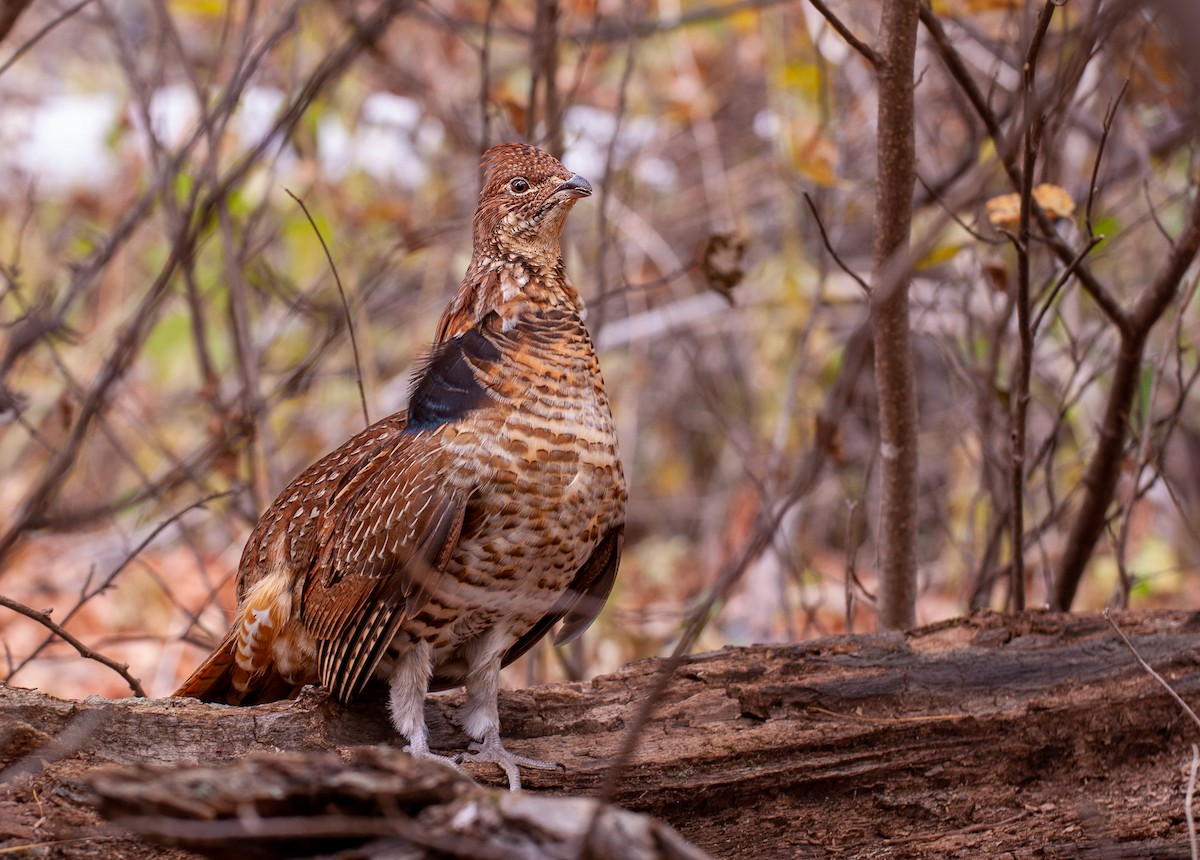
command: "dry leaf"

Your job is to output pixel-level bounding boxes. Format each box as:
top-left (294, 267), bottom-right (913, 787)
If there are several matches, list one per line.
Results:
top-left (986, 184), bottom-right (1076, 230)
top-left (700, 233), bottom-right (747, 304)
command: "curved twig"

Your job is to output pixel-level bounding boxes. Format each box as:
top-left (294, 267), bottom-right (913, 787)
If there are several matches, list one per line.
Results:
top-left (802, 192), bottom-right (871, 294)
top-left (285, 189), bottom-right (370, 429)
top-left (6, 492), bottom-right (232, 684)
top-left (0, 593), bottom-right (146, 697)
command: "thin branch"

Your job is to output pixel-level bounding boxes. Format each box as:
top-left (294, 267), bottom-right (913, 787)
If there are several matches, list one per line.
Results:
top-left (1053, 171), bottom-right (1200, 610)
top-left (0, 593), bottom-right (145, 697)
top-left (286, 189), bottom-right (370, 429)
top-left (843, 500), bottom-right (861, 633)
top-left (806, 0), bottom-right (879, 66)
top-left (1030, 235), bottom-right (1103, 337)
top-left (919, 4), bottom-right (1015, 183)
top-left (1085, 78), bottom-right (1129, 237)
top-left (0, 0), bottom-right (95, 78)
top-left (528, 0), bottom-right (562, 154)
top-left (478, 0), bottom-right (499, 150)
top-left (916, 174), bottom-right (997, 244)
top-left (6, 492), bottom-right (231, 684)
top-left (0, 0), bottom-right (408, 573)
top-left (593, 2), bottom-right (639, 313)
top-left (802, 192), bottom-right (870, 294)
top-left (1008, 0), bottom-right (1058, 613)
top-left (418, 0), bottom-right (793, 45)
top-left (920, 0), bottom-right (1128, 329)
top-left (592, 318), bottom-right (873, 813)
top-left (1104, 609), bottom-right (1200, 734)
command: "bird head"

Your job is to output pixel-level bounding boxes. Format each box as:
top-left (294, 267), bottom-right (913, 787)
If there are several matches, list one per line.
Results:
top-left (472, 143), bottom-right (591, 268)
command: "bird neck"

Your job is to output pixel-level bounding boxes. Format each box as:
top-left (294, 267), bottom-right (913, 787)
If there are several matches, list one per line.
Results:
top-left (435, 252), bottom-right (583, 343)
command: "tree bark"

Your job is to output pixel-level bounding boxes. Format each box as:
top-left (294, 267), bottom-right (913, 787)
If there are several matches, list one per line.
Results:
top-left (2, 610), bottom-right (1198, 858)
top-left (870, 0), bottom-right (920, 629)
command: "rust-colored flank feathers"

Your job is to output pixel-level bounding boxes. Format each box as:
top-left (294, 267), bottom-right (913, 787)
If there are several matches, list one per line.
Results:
top-left (175, 144), bottom-right (627, 790)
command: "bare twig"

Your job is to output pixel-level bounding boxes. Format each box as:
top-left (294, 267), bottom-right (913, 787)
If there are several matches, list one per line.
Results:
top-left (0, 594), bottom-right (145, 696)
top-left (286, 189), bottom-right (371, 429)
top-left (478, 0), bottom-right (499, 150)
top-left (915, 174), bottom-right (997, 245)
top-left (419, 0), bottom-right (793, 45)
top-left (1104, 609), bottom-right (1200, 734)
top-left (0, 0), bottom-right (95, 78)
top-left (1008, 0), bottom-right (1058, 613)
top-left (528, 0), bottom-right (562, 154)
top-left (0, 0), bottom-right (409, 574)
top-left (920, 0), bottom-right (1129, 329)
top-left (592, 319), bottom-right (873, 819)
top-left (919, 5), bottom-right (1015, 183)
top-left (843, 499), bottom-right (860, 633)
top-left (592, 2), bottom-right (639, 315)
top-left (1085, 79), bottom-right (1129, 237)
top-left (1030, 235), bottom-right (1103, 337)
top-left (802, 192), bottom-right (870, 294)
top-left (6, 492), bottom-right (231, 684)
top-left (1054, 170), bottom-right (1200, 609)
top-left (806, 0), bottom-right (880, 66)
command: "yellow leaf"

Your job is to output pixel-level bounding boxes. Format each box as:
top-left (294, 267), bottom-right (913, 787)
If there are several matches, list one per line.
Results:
top-left (917, 242), bottom-right (964, 270)
top-left (170, 0), bottom-right (226, 17)
top-left (789, 121), bottom-right (838, 187)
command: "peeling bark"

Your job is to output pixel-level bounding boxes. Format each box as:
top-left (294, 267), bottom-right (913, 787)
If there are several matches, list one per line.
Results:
top-left (2, 611), bottom-right (1199, 858)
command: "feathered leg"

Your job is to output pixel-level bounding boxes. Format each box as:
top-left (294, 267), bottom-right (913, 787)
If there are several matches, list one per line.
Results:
top-left (455, 629), bottom-right (561, 791)
top-left (388, 640), bottom-right (458, 768)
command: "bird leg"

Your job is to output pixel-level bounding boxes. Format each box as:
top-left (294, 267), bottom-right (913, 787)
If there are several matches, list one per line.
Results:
top-left (458, 727), bottom-right (563, 792)
top-left (388, 640), bottom-right (459, 771)
top-left (455, 631), bottom-right (563, 791)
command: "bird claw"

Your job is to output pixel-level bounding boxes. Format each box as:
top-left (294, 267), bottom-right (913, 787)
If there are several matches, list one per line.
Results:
top-left (456, 735), bottom-right (563, 791)
top-left (402, 743), bottom-right (464, 774)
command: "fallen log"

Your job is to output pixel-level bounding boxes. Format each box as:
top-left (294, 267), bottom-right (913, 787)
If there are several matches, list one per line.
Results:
top-left (1, 610), bottom-right (1198, 858)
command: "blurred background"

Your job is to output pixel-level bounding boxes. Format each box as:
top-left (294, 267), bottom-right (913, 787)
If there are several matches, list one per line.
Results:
top-left (0, 0), bottom-right (1197, 700)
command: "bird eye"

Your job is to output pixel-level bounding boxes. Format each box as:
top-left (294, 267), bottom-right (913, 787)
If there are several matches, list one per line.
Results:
top-left (509, 178), bottom-right (530, 193)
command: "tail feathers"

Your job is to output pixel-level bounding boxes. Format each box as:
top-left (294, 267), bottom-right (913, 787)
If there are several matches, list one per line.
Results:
top-left (174, 629), bottom-right (243, 703)
top-left (173, 629), bottom-right (297, 705)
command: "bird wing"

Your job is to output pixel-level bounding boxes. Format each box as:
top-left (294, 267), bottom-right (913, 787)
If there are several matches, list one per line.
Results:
top-left (298, 440), bottom-right (467, 704)
top-left (501, 524), bottom-right (624, 667)
top-left (296, 319), bottom-right (508, 704)
top-left (235, 414), bottom-right (409, 605)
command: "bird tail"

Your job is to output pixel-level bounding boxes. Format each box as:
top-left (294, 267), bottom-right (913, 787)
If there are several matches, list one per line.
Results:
top-left (175, 626), bottom-right (299, 705)
top-left (173, 629), bottom-right (242, 703)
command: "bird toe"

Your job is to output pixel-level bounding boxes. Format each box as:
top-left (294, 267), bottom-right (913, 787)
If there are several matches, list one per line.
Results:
top-left (456, 734), bottom-right (563, 791)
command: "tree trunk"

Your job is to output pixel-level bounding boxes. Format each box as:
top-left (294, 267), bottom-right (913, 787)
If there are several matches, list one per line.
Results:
top-left (2, 610), bottom-right (1198, 858)
top-left (870, 0), bottom-right (920, 630)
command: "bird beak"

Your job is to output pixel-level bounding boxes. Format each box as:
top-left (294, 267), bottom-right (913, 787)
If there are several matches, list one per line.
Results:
top-left (553, 174), bottom-right (592, 199)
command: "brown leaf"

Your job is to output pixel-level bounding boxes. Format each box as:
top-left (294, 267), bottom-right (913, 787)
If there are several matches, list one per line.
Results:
top-left (700, 232), bottom-right (747, 304)
top-left (985, 184), bottom-right (1076, 231)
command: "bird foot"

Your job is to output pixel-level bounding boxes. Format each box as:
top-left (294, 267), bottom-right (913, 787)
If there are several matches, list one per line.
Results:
top-left (456, 734), bottom-right (563, 791)
top-left (402, 738), bottom-right (463, 774)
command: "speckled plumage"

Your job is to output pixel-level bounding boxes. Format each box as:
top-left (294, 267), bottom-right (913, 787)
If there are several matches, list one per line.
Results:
top-left (175, 144), bottom-right (627, 790)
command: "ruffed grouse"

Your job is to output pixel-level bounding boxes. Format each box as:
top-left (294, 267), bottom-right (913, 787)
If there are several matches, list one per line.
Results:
top-left (175, 143), bottom-right (627, 791)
